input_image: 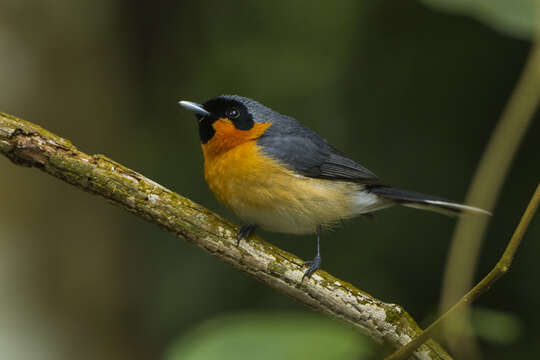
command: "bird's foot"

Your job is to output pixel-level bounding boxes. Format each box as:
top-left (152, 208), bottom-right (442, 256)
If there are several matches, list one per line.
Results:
top-left (237, 224), bottom-right (257, 246)
top-left (302, 254), bottom-right (322, 281)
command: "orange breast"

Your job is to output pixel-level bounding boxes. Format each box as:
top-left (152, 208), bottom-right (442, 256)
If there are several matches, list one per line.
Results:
top-left (201, 118), bottom-right (274, 207)
top-left (201, 119), bottom-right (361, 234)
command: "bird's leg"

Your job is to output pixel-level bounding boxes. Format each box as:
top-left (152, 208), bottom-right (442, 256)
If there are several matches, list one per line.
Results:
top-left (237, 224), bottom-right (257, 246)
top-left (302, 225), bottom-right (322, 280)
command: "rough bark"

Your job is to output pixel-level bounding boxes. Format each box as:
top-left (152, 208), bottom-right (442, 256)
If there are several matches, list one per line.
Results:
top-left (0, 111), bottom-right (452, 360)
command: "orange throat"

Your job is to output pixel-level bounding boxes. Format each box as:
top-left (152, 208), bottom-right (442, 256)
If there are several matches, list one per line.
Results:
top-left (201, 118), bottom-right (273, 208)
top-left (201, 118), bottom-right (271, 160)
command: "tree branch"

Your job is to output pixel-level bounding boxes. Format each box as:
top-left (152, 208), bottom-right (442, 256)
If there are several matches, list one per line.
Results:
top-left (0, 111), bottom-right (451, 360)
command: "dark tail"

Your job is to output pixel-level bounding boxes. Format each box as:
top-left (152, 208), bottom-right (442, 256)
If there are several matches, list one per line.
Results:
top-left (369, 186), bottom-right (491, 216)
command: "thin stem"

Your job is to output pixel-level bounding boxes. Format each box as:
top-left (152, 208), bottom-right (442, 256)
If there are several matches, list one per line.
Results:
top-left (385, 183), bottom-right (540, 360)
top-left (439, 24), bottom-right (540, 358)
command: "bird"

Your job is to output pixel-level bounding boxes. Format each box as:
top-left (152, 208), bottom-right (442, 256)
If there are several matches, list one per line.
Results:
top-left (179, 95), bottom-right (489, 280)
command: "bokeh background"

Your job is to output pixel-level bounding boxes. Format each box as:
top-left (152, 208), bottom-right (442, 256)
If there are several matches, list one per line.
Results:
top-left (1, 1), bottom-right (539, 359)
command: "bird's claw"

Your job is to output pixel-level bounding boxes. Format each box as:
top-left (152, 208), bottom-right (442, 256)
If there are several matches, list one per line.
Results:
top-left (237, 224), bottom-right (257, 246)
top-left (302, 254), bottom-right (322, 281)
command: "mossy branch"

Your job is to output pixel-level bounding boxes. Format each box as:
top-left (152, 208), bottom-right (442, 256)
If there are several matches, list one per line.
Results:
top-left (0, 111), bottom-right (451, 360)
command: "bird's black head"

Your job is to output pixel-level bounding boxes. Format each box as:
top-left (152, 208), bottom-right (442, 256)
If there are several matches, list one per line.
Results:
top-left (179, 95), bottom-right (275, 143)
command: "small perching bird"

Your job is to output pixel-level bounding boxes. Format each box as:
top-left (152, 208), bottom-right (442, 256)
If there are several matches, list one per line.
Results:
top-left (179, 95), bottom-right (489, 279)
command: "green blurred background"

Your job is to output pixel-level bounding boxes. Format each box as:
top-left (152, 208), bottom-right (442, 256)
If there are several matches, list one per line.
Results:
top-left (1, 1), bottom-right (538, 359)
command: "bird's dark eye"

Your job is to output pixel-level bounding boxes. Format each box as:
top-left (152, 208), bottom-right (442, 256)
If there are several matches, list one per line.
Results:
top-left (225, 108), bottom-right (240, 119)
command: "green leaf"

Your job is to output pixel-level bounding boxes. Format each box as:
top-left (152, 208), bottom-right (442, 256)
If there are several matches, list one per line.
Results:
top-left (164, 312), bottom-right (373, 360)
top-left (421, 0), bottom-right (537, 39)
top-left (471, 307), bottom-right (523, 345)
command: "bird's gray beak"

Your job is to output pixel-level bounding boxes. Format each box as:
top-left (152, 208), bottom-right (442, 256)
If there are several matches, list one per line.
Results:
top-left (179, 100), bottom-right (210, 117)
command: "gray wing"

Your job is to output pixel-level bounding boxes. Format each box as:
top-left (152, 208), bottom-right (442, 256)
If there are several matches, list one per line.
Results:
top-left (257, 125), bottom-right (381, 184)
